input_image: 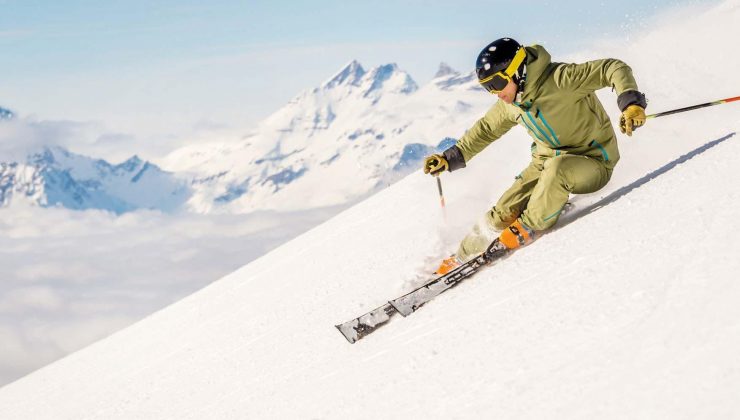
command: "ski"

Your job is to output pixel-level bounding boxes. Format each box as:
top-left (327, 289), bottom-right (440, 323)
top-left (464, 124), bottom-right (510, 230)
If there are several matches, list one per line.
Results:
top-left (389, 251), bottom-right (492, 317)
top-left (335, 303), bottom-right (398, 344)
top-left (336, 239), bottom-right (509, 343)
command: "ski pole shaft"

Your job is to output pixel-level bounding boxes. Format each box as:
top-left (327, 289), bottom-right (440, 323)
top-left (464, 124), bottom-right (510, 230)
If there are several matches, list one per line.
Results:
top-left (436, 176), bottom-right (446, 208)
top-left (646, 95), bottom-right (740, 119)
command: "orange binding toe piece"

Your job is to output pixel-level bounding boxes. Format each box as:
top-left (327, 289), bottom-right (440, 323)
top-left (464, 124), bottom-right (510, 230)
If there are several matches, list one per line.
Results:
top-left (434, 255), bottom-right (462, 275)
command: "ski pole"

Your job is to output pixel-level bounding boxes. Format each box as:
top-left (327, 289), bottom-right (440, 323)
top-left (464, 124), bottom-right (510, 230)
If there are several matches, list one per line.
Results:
top-left (436, 176), bottom-right (445, 209)
top-left (646, 95), bottom-right (740, 120)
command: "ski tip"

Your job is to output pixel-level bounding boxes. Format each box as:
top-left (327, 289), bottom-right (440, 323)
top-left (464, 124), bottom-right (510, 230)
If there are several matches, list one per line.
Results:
top-left (335, 324), bottom-right (358, 344)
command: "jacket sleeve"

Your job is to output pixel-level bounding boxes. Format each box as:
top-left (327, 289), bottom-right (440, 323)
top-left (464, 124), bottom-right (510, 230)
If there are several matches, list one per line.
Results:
top-left (554, 59), bottom-right (647, 111)
top-left (446, 100), bottom-right (518, 170)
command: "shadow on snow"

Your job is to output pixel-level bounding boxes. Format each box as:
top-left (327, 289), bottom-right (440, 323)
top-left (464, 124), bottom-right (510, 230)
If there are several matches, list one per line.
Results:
top-left (560, 132), bottom-right (736, 229)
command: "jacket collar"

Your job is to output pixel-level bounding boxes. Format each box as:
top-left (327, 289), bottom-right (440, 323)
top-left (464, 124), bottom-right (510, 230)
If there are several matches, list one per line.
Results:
top-left (519, 44), bottom-right (552, 103)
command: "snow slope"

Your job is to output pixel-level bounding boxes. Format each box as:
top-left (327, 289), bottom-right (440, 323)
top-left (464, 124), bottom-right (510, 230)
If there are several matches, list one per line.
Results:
top-left (2, 1), bottom-right (740, 418)
top-left (0, 127), bottom-right (738, 419)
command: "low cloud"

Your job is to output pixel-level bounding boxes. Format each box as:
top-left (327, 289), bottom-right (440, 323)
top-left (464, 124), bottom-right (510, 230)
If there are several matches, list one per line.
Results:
top-left (0, 201), bottom-right (345, 386)
top-left (0, 113), bottom-right (247, 164)
top-left (0, 117), bottom-right (114, 162)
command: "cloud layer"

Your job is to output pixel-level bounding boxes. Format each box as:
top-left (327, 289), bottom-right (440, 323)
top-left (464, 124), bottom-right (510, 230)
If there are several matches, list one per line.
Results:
top-left (0, 201), bottom-right (345, 386)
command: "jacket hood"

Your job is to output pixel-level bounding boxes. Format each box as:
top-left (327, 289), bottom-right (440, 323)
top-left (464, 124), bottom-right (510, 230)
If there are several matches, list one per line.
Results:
top-left (522, 45), bottom-right (552, 98)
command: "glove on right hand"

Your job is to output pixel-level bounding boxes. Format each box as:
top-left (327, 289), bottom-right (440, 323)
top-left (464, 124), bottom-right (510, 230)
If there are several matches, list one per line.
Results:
top-left (619, 104), bottom-right (646, 136)
top-left (423, 154), bottom-right (449, 176)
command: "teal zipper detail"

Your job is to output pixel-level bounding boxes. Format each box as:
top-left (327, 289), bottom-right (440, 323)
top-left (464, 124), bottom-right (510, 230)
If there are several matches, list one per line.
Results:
top-left (590, 139), bottom-right (609, 161)
top-left (521, 118), bottom-right (551, 146)
top-left (524, 111), bottom-right (557, 148)
top-left (538, 112), bottom-right (561, 146)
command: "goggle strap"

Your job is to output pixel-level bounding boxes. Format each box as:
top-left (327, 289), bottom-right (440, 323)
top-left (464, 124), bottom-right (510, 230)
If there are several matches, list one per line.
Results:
top-left (503, 47), bottom-right (527, 78)
top-left (478, 47), bottom-right (527, 85)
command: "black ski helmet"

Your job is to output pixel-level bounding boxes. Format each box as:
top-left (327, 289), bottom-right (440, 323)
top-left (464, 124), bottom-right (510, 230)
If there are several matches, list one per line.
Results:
top-left (475, 37), bottom-right (526, 93)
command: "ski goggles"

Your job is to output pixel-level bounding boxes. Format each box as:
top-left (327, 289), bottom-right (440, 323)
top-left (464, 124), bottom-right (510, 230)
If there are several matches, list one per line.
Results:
top-left (478, 47), bottom-right (526, 94)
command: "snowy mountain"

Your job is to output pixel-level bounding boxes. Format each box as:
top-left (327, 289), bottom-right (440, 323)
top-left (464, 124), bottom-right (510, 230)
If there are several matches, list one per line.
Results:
top-left (2, 62), bottom-right (488, 215)
top-left (0, 146), bottom-right (190, 213)
top-left (2, 60), bottom-right (484, 216)
top-left (162, 60), bottom-right (488, 213)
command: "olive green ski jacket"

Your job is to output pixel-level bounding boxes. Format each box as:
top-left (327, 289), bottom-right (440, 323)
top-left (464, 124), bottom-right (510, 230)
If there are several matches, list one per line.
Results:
top-left (445, 45), bottom-right (646, 171)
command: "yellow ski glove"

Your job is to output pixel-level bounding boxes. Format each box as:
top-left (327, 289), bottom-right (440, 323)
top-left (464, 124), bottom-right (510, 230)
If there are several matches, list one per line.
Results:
top-left (619, 104), bottom-right (646, 136)
top-left (423, 154), bottom-right (449, 176)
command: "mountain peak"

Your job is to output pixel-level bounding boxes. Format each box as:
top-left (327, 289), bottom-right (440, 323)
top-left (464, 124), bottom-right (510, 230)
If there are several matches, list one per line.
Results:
top-left (323, 60), bottom-right (366, 89)
top-left (369, 63), bottom-right (402, 77)
top-left (125, 155), bottom-right (143, 165)
top-left (28, 145), bottom-right (69, 166)
top-left (362, 63), bottom-right (418, 96)
top-left (116, 155), bottom-right (144, 172)
top-left (434, 62), bottom-right (459, 78)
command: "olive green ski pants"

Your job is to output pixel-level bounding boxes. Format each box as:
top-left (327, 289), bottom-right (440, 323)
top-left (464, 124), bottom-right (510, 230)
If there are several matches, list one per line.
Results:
top-left (457, 154), bottom-right (612, 261)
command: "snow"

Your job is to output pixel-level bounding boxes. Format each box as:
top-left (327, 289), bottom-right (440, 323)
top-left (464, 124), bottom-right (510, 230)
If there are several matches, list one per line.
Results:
top-left (1, 0), bottom-right (740, 417)
top-left (1, 126), bottom-right (738, 419)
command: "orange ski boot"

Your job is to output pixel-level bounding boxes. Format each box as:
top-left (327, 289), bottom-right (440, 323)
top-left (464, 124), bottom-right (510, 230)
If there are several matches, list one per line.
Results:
top-left (498, 220), bottom-right (536, 250)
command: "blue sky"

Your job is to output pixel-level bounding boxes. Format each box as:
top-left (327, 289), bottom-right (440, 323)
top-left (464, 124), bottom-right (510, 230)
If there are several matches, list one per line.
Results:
top-left (0, 0), bottom-right (717, 158)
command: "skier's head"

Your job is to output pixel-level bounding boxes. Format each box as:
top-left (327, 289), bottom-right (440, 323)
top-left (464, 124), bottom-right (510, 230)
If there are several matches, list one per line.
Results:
top-left (476, 37), bottom-right (526, 101)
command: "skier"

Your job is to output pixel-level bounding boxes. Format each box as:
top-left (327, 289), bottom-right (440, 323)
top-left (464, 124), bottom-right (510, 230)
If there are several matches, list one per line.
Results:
top-left (424, 37), bottom-right (647, 275)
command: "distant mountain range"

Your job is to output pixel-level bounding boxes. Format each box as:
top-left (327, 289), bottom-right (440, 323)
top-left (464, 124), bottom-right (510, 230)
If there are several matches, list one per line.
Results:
top-left (0, 61), bottom-right (492, 214)
top-left (0, 145), bottom-right (189, 214)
